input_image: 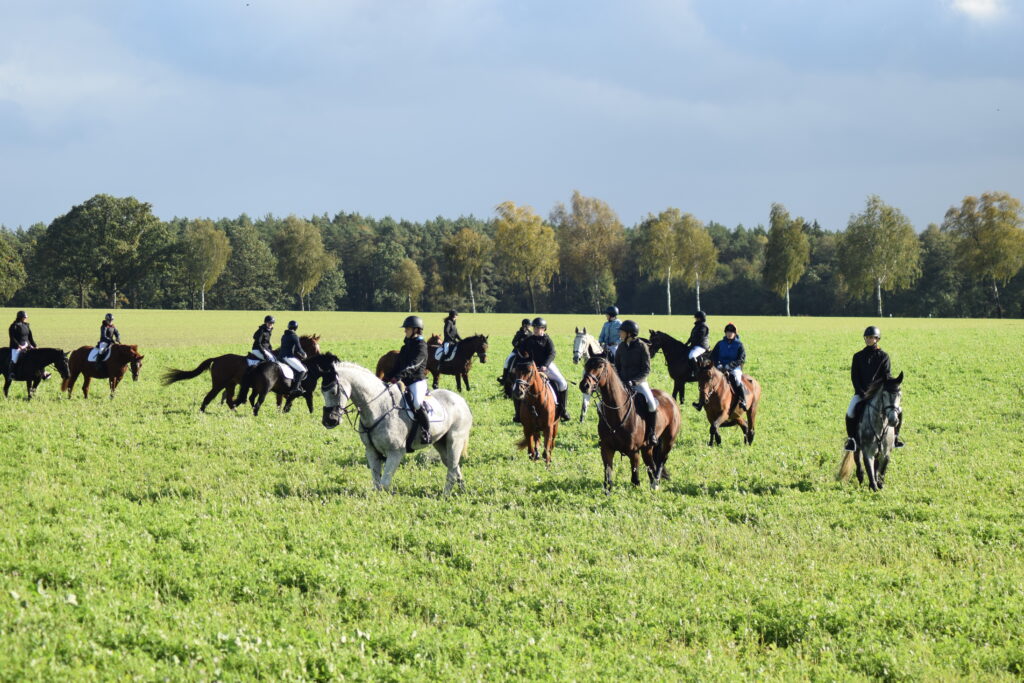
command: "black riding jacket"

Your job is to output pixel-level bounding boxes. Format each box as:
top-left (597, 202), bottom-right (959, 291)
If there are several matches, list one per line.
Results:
top-left (9, 322), bottom-right (35, 349)
top-left (278, 330), bottom-right (307, 360)
top-left (252, 324), bottom-right (274, 356)
top-left (686, 322), bottom-right (710, 350)
top-left (387, 336), bottom-right (428, 384)
top-left (443, 318), bottom-right (461, 344)
top-left (98, 323), bottom-right (120, 346)
top-left (511, 327), bottom-right (531, 350)
top-left (614, 338), bottom-right (651, 384)
top-left (851, 345), bottom-right (892, 396)
top-left (517, 334), bottom-right (556, 368)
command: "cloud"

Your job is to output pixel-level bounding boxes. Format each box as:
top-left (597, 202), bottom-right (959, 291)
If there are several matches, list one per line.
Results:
top-left (951, 0), bottom-right (1005, 21)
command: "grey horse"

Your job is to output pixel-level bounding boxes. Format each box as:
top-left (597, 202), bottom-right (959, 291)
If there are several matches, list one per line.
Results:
top-left (836, 371), bottom-right (903, 490)
top-left (320, 361), bottom-right (472, 495)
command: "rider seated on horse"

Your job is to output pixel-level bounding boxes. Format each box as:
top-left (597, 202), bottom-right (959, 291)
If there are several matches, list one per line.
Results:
top-left (250, 315), bottom-right (277, 363)
top-left (278, 320), bottom-right (308, 398)
top-left (845, 325), bottom-right (904, 452)
top-left (516, 317), bottom-right (570, 422)
top-left (94, 313), bottom-right (121, 371)
top-left (385, 315), bottom-right (433, 445)
top-left (686, 311), bottom-right (710, 369)
top-left (437, 309), bottom-right (461, 360)
top-left (8, 310), bottom-right (38, 380)
top-left (700, 322), bottom-right (748, 412)
top-left (598, 306), bottom-right (622, 359)
top-left (499, 318), bottom-right (533, 384)
top-left (615, 319), bottom-right (658, 447)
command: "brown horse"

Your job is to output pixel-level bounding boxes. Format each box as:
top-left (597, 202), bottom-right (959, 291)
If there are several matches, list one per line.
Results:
top-left (426, 334), bottom-right (489, 391)
top-left (695, 359), bottom-right (761, 446)
top-left (375, 334), bottom-right (442, 379)
top-left (162, 335), bottom-right (321, 412)
top-left (510, 361), bottom-right (559, 465)
top-left (64, 344), bottom-right (145, 399)
top-left (580, 357), bottom-right (680, 492)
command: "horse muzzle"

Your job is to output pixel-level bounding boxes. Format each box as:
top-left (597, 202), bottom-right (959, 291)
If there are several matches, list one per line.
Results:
top-left (322, 407), bottom-right (341, 429)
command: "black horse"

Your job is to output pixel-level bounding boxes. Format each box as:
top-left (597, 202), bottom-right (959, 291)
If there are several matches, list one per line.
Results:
top-left (0, 348), bottom-right (71, 399)
top-left (233, 353), bottom-right (338, 416)
top-left (647, 330), bottom-right (701, 404)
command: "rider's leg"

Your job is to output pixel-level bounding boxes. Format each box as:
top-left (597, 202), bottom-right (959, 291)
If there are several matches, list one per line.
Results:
top-left (845, 395), bottom-right (861, 451)
top-left (547, 363), bottom-right (570, 421)
top-left (637, 381), bottom-right (659, 446)
top-left (409, 379), bottom-right (432, 444)
top-left (689, 347), bottom-right (707, 410)
top-left (729, 368), bottom-right (747, 409)
top-left (285, 358), bottom-right (307, 396)
top-left (8, 348), bottom-right (18, 379)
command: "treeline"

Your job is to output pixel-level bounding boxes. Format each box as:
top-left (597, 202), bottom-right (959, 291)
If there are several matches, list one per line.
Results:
top-left (1, 190), bottom-right (1022, 318)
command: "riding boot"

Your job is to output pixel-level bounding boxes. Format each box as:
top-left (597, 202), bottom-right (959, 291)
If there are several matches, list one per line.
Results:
top-left (894, 412), bottom-right (905, 448)
top-left (556, 389), bottom-right (569, 422)
top-left (288, 370), bottom-right (308, 397)
top-left (844, 415), bottom-right (858, 452)
top-left (731, 377), bottom-right (747, 410)
top-left (512, 398), bottom-right (522, 424)
top-left (643, 406), bottom-right (658, 448)
top-left (416, 406), bottom-right (433, 445)
top-left (692, 397), bottom-right (704, 412)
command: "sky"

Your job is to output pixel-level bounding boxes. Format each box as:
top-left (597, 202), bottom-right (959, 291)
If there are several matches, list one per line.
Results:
top-left (1, 0), bottom-right (1022, 232)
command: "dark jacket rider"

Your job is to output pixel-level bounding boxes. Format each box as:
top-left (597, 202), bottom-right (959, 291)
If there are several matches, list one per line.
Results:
top-left (251, 316), bottom-right (276, 361)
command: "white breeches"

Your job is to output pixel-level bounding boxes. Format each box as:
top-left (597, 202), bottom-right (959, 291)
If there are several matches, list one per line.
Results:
top-left (544, 363), bottom-right (568, 392)
top-left (251, 349), bottom-right (276, 363)
top-left (504, 351), bottom-right (517, 370)
top-left (846, 395), bottom-right (862, 418)
top-left (10, 346), bottom-right (25, 363)
top-left (283, 357), bottom-right (306, 373)
top-left (407, 379), bottom-right (428, 409)
top-left (634, 380), bottom-right (658, 412)
top-left (688, 346), bottom-right (706, 360)
top-left (718, 366), bottom-right (742, 385)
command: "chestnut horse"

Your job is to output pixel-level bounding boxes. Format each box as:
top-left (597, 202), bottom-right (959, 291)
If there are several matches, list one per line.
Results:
top-left (64, 344), bottom-right (145, 399)
top-left (426, 334), bottom-right (489, 391)
top-left (374, 334), bottom-right (442, 379)
top-left (161, 335), bottom-right (320, 412)
top-left (694, 359), bottom-right (761, 446)
top-left (510, 361), bottom-right (559, 465)
top-left (580, 357), bottom-right (680, 492)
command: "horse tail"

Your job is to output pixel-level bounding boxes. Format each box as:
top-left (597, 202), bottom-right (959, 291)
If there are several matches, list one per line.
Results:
top-left (161, 358), bottom-right (215, 385)
top-left (836, 449), bottom-right (856, 482)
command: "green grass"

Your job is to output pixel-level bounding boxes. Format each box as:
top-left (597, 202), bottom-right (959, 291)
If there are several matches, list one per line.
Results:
top-left (1, 309), bottom-right (1022, 680)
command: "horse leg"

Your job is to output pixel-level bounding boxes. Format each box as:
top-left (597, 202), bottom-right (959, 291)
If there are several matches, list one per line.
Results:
top-left (708, 424), bottom-right (717, 447)
top-left (380, 450), bottom-right (405, 492)
top-left (630, 452), bottom-right (642, 487)
top-left (734, 416), bottom-right (751, 445)
top-left (854, 450), bottom-right (864, 485)
top-left (746, 405), bottom-right (756, 445)
top-left (545, 423), bottom-right (557, 467)
top-left (366, 447), bottom-right (384, 490)
top-left (200, 384), bottom-right (221, 412)
top-left (109, 375), bottom-right (119, 399)
top-left (3, 377), bottom-right (10, 398)
top-left (455, 374), bottom-right (462, 392)
top-left (601, 443), bottom-right (615, 494)
top-left (432, 370), bottom-right (439, 391)
top-left (464, 372), bottom-right (471, 392)
top-left (305, 393), bottom-right (314, 414)
top-left (877, 451), bottom-right (890, 489)
top-left (66, 371), bottom-right (78, 398)
top-left (224, 382), bottom-right (238, 410)
top-left (82, 375), bottom-right (92, 399)
top-left (252, 390), bottom-right (266, 416)
top-left (863, 448), bottom-right (879, 491)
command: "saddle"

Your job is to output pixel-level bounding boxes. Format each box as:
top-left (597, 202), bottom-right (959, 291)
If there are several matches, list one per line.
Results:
top-left (87, 346), bottom-right (112, 363)
top-left (434, 344), bottom-right (458, 362)
top-left (399, 391), bottom-right (446, 423)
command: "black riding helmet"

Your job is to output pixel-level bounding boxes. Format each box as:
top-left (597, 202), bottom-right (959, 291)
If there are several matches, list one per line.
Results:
top-left (448, 309), bottom-right (458, 318)
top-left (521, 318), bottom-right (531, 326)
top-left (620, 319), bottom-right (640, 336)
top-left (16, 311), bottom-right (26, 320)
top-left (288, 320), bottom-right (299, 330)
top-left (104, 313), bottom-right (114, 322)
top-left (264, 315), bottom-right (275, 324)
top-left (402, 315), bottom-right (424, 330)
top-left (605, 305), bottom-right (619, 318)
top-left (694, 310), bottom-right (707, 322)
top-left (863, 325), bottom-right (881, 339)
top-left (724, 322), bottom-right (737, 333)
top-left (531, 317), bottom-right (547, 329)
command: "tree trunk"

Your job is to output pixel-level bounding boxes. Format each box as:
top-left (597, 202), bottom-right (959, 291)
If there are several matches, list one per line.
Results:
top-left (200, 287), bottom-right (206, 311)
top-left (110, 284), bottom-right (117, 309)
top-left (993, 277), bottom-right (1003, 319)
top-left (468, 278), bottom-right (477, 314)
top-left (876, 278), bottom-right (883, 317)
top-left (695, 274), bottom-right (701, 311)
top-left (528, 280), bottom-right (536, 313)
top-left (80, 284), bottom-right (87, 309)
top-left (785, 279), bottom-right (790, 317)
top-left (665, 267), bottom-right (672, 316)
top-left (298, 291), bottom-right (305, 312)
top-left (407, 293), bottom-right (412, 313)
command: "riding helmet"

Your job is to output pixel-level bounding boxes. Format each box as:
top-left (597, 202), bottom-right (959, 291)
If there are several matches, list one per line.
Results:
top-left (620, 319), bottom-right (640, 336)
top-left (605, 305), bottom-right (619, 317)
top-left (104, 313), bottom-right (114, 322)
top-left (448, 309), bottom-right (458, 318)
top-left (724, 322), bottom-right (737, 333)
top-left (531, 317), bottom-right (547, 329)
top-left (16, 311), bottom-right (26, 320)
top-left (264, 315), bottom-right (276, 324)
top-left (288, 320), bottom-right (299, 330)
top-left (694, 310), bottom-right (707, 322)
top-left (863, 325), bottom-right (881, 338)
top-left (402, 315), bottom-right (425, 330)
top-left (521, 318), bottom-right (531, 326)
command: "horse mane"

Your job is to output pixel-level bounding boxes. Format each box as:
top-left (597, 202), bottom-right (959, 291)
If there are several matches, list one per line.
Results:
top-left (463, 333), bottom-right (488, 342)
top-left (300, 333), bottom-right (321, 342)
top-left (653, 331), bottom-right (686, 350)
top-left (863, 373), bottom-right (902, 402)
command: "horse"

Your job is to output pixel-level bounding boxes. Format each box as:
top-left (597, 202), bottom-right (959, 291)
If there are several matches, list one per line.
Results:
top-left (320, 360), bottom-right (472, 495)
top-left (233, 351), bottom-right (334, 416)
top-left (694, 358), bottom-right (761, 446)
top-left (647, 330), bottom-right (699, 404)
top-left (374, 334), bottom-right (442, 379)
top-left (64, 344), bottom-right (145, 399)
top-left (0, 348), bottom-right (71, 399)
top-left (510, 361), bottom-right (560, 465)
top-left (161, 335), bottom-right (321, 412)
top-left (579, 356), bottom-right (681, 492)
top-left (572, 327), bottom-right (604, 423)
top-left (426, 334), bottom-right (489, 391)
top-left (836, 372), bottom-right (903, 491)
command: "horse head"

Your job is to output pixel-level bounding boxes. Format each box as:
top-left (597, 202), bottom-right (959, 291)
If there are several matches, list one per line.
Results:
top-left (579, 356), bottom-right (611, 395)
top-left (572, 329), bottom-right (586, 364)
top-left (882, 371), bottom-right (904, 424)
top-left (128, 345), bottom-right (145, 381)
top-left (472, 334), bottom-right (488, 364)
top-left (319, 358), bottom-right (346, 429)
top-left (647, 330), bottom-right (663, 356)
top-left (54, 349), bottom-right (71, 380)
top-left (510, 361), bottom-right (537, 400)
top-left (427, 334), bottom-right (442, 345)
top-left (300, 334), bottom-right (322, 357)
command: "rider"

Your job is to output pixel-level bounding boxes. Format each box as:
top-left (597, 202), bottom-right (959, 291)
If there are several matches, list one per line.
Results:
top-left (278, 320), bottom-right (308, 398)
top-left (516, 317), bottom-right (570, 422)
top-left (845, 325), bottom-right (904, 452)
top-left (250, 315), bottom-right (277, 363)
top-left (385, 315), bottom-right (432, 446)
top-left (615, 319), bottom-right (659, 447)
top-left (499, 318), bottom-right (533, 384)
top-left (706, 322), bottom-right (747, 411)
top-left (438, 309), bottom-right (461, 360)
top-left (8, 310), bottom-right (36, 380)
top-left (94, 313), bottom-right (121, 371)
top-left (598, 306), bottom-right (622, 359)
top-left (686, 311), bottom-right (710, 370)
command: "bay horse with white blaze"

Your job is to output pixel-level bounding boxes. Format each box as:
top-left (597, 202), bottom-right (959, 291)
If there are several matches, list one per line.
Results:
top-left (64, 344), bottom-right (145, 399)
top-left (694, 358), bottom-right (761, 446)
top-left (836, 372), bottom-right (903, 491)
top-left (510, 361), bottom-right (560, 465)
top-left (579, 356), bottom-right (681, 492)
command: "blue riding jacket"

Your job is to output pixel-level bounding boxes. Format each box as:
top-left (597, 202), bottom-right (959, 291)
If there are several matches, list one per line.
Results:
top-left (710, 336), bottom-right (745, 370)
top-left (598, 319), bottom-right (621, 347)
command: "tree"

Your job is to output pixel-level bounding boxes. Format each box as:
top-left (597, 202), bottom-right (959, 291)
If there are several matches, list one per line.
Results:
top-left (442, 227), bottom-right (492, 313)
top-left (636, 208), bottom-right (684, 314)
top-left (0, 233), bottom-right (26, 304)
top-left (208, 216), bottom-right (285, 310)
top-left (391, 258), bottom-right (425, 312)
top-left (838, 195), bottom-right (921, 317)
top-left (272, 215), bottom-right (336, 311)
top-left (551, 190), bottom-right (626, 313)
top-left (763, 203), bottom-right (811, 316)
top-left (942, 191), bottom-right (1024, 318)
top-left (180, 219), bottom-right (231, 310)
top-left (675, 213), bottom-right (718, 312)
top-left (493, 201), bottom-right (559, 312)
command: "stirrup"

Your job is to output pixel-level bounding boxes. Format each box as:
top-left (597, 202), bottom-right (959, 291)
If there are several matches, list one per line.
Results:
top-left (894, 436), bottom-right (905, 449)
top-left (844, 437), bottom-right (857, 452)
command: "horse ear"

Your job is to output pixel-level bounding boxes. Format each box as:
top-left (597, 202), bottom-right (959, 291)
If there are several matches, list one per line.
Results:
top-left (895, 371), bottom-right (904, 384)
top-left (583, 327), bottom-right (587, 334)
top-left (138, 355), bottom-right (145, 360)
top-left (575, 327), bottom-right (579, 334)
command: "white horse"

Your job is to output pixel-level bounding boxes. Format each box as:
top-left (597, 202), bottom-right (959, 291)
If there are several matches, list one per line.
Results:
top-left (836, 372), bottom-right (903, 491)
top-left (320, 360), bottom-right (472, 495)
top-left (572, 327), bottom-right (604, 423)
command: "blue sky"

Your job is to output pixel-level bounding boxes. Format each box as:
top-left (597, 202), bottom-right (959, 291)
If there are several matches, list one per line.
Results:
top-left (1, 0), bottom-right (1022, 232)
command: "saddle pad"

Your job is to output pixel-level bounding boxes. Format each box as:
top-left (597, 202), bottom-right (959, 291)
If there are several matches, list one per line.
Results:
top-left (277, 362), bottom-right (294, 380)
top-left (433, 346), bottom-right (458, 362)
top-left (87, 347), bottom-right (111, 362)
top-left (401, 394), bottom-right (447, 423)
top-left (246, 359), bottom-right (260, 367)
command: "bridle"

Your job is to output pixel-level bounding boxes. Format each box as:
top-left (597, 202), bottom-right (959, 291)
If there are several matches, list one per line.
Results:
top-left (511, 363), bottom-right (544, 400)
top-left (861, 387), bottom-right (902, 452)
top-left (581, 362), bottom-right (636, 436)
top-left (322, 370), bottom-right (402, 434)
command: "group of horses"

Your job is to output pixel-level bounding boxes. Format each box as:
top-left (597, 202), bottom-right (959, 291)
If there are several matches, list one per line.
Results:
top-left (0, 343), bottom-right (144, 400)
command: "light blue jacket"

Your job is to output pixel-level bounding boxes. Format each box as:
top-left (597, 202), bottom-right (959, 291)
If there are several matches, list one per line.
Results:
top-left (599, 319), bottom-right (622, 347)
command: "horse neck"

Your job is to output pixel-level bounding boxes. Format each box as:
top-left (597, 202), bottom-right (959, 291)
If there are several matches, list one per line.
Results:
top-left (596, 365), bottom-right (631, 420)
top-left (457, 336), bottom-right (480, 357)
top-left (586, 336), bottom-right (601, 355)
top-left (339, 365), bottom-right (395, 416)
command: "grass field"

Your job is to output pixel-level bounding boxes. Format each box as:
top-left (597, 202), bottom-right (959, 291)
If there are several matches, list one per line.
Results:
top-left (1, 309), bottom-right (1022, 680)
